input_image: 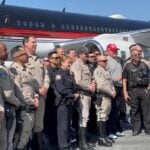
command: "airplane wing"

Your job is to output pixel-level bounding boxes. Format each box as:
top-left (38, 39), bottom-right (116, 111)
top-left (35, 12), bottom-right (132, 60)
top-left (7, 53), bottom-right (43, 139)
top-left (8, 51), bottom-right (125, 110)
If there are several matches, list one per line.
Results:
top-left (120, 28), bottom-right (150, 48)
top-left (118, 28), bottom-right (150, 59)
top-left (93, 28), bottom-right (150, 59)
top-left (53, 28), bottom-right (150, 59)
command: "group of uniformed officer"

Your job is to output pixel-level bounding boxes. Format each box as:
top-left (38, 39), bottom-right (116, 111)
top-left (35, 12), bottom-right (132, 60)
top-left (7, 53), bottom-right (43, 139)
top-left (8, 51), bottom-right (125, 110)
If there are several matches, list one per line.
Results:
top-left (0, 35), bottom-right (150, 150)
top-left (0, 36), bottom-right (50, 150)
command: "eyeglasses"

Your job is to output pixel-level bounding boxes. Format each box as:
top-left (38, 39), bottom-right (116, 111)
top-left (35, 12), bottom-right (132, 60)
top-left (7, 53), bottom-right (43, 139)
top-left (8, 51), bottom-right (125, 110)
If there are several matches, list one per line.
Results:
top-left (95, 53), bottom-right (99, 56)
top-left (98, 60), bottom-right (108, 62)
top-left (88, 55), bottom-right (95, 58)
top-left (43, 59), bottom-right (49, 62)
top-left (19, 53), bottom-right (28, 57)
top-left (51, 57), bottom-right (60, 59)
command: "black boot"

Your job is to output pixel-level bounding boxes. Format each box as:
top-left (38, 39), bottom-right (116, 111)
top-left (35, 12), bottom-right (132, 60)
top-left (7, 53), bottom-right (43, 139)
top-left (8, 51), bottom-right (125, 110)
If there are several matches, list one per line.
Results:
top-left (36, 132), bottom-right (43, 150)
top-left (106, 137), bottom-right (115, 144)
top-left (14, 147), bottom-right (26, 150)
top-left (97, 121), bottom-right (112, 147)
top-left (78, 127), bottom-right (90, 150)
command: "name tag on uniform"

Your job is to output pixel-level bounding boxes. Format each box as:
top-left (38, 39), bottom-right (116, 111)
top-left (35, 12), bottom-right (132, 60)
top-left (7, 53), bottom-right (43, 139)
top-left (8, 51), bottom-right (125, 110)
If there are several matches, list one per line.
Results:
top-left (56, 75), bottom-right (61, 80)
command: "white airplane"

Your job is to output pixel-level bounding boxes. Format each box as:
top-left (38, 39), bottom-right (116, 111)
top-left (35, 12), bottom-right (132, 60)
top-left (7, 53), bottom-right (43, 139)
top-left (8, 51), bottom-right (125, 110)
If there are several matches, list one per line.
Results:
top-left (54, 29), bottom-right (150, 60)
top-left (0, 4), bottom-right (150, 63)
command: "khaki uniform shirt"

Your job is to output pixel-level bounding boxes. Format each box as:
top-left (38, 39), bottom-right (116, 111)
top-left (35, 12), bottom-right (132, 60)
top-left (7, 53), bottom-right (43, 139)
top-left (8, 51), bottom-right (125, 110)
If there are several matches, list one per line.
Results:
top-left (0, 60), bottom-right (20, 106)
top-left (70, 60), bottom-right (92, 91)
top-left (93, 65), bottom-right (115, 97)
top-left (26, 54), bottom-right (50, 93)
top-left (10, 62), bottom-right (36, 106)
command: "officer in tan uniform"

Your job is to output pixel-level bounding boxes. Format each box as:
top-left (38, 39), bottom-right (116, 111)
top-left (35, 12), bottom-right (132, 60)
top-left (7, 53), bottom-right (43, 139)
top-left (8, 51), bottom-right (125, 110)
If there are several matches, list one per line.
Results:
top-left (9, 46), bottom-right (39, 150)
top-left (70, 47), bottom-right (96, 150)
top-left (0, 83), bottom-right (5, 150)
top-left (93, 55), bottom-right (116, 147)
top-left (23, 36), bottom-right (50, 149)
top-left (0, 43), bottom-right (20, 150)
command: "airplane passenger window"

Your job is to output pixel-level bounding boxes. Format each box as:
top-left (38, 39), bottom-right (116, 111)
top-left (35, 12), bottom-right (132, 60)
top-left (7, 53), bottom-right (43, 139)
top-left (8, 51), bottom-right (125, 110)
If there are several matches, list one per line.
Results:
top-left (35, 22), bottom-right (39, 28)
top-left (66, 24), bottom-right (70, 30)
top-left (71, 25), bottom-right (75, 30)
top-left (84, 26), bottom-right (88, 31)
top-left (123, 37), bottom-right (128, 41)
top-left (112, 29), bottom-right (115, 32)
top-left (61, 24), bottom-right (65, 30)
top-left (96, 27), bottom-right (100, 32)
top-left (51, 23), bottom-right (55, 29)
top-left (40, 22), bottom-right (44, 28)
top-left (115, 29), bottom-right (119, 32)
top-left (75, 25), bottom-right (79, 31)
top-left (104, 27), bottom-right (107, 32)
top-left (3, 15), bottom-right (11, 24)
top-left (23, 21), bottom-right (27, 27)
top-left (16, 20), bottom-right (21, 26)
top-left (93, 26), bottom-right (96, 32)
top-left (89, 26), bottom-right (92, 31)
top-left (108, 28), bottom-right (111, 33)
top-left (80, 25), bottom-right (83, 31)
top-left (101, 27), bottom-right (104, 32)
top-left (29, 21), bottom-right (33, 27)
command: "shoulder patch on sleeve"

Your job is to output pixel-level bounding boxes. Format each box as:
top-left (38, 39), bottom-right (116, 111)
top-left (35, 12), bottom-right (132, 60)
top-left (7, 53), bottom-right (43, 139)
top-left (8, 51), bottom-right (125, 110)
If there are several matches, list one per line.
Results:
top-left (56, 74), bottom-right (61, 80)
top-left (9, 68), bottom-right (18, 76)
top-left (74, 64), bottom-right (81, 71)
top-left (0, 68), bottom-right (7, 79)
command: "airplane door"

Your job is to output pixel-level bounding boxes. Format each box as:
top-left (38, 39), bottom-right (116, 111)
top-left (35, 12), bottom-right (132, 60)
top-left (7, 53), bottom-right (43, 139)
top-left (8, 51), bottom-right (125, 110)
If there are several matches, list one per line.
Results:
top-left (84, 40), bottom-right (104, 54)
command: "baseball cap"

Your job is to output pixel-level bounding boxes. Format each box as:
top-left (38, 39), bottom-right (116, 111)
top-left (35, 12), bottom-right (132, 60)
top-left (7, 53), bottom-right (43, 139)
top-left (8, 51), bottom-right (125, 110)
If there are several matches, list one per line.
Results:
top-left (106, 44), bottom-right (119, 52)
top-left (77, 46), bottom-right (89, 55)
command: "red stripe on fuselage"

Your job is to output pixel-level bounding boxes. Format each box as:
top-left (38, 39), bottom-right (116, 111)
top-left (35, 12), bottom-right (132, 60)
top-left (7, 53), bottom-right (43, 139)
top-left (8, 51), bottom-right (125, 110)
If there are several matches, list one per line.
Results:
top-left (0, 28), bottom-right (98, 39)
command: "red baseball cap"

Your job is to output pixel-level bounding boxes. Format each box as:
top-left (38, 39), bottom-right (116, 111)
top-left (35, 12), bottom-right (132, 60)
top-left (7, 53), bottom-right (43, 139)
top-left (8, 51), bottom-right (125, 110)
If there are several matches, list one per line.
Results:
top-left (106, 44), bottom-right (119, 52)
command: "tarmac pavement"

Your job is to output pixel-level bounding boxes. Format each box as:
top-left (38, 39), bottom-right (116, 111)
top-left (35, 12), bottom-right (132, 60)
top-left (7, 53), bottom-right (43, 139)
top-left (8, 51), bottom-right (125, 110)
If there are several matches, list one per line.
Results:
top-left (93, 127), bottom-right (150, 150)
top-left (46, 105), bottom-right (150, 150)
top-left (47, 121), bottom-right (150, 150)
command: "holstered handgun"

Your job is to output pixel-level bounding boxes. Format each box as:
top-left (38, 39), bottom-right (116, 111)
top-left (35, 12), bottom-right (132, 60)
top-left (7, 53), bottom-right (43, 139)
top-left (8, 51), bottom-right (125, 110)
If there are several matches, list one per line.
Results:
top-left (54, 90), bottom-right (62, 107)
top-left (94, 92), bottom-right (103, 106)
top-left (5, 103), bottom-right (15, 130)
top-left (13, 109), bottom-right (24, 148)
top-left (20, 105), bottom-right (36, 113)
top-left (15, 109), bottom-right (23, 134)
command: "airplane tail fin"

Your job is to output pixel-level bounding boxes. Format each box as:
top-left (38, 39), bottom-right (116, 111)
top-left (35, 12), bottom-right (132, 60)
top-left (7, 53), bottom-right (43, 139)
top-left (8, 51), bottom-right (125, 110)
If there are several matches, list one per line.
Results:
top-left (1, 0), bottom-right (6, 5)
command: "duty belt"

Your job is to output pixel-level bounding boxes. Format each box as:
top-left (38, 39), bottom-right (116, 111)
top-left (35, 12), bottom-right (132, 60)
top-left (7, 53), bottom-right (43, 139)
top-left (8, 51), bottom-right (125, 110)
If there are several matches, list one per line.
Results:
top-left (80, 91), bottom-right (91, 96)
top-left (97, 92), bottom-right (111, 98)
top-left (20, 105), bottom-right (36, 113)
top-left (128, 86), bottom-right (147, 91)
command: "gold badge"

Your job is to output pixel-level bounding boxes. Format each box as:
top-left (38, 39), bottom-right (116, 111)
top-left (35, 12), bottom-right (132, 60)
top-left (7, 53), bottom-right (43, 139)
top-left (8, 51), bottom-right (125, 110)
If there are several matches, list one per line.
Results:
top-left (56, 75), bottom-right (61, 80)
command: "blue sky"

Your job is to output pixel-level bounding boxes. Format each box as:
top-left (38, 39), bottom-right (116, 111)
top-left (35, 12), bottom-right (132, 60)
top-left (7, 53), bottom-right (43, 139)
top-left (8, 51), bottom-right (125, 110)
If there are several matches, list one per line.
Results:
top-left (3, 0), bottom-right (150, 21)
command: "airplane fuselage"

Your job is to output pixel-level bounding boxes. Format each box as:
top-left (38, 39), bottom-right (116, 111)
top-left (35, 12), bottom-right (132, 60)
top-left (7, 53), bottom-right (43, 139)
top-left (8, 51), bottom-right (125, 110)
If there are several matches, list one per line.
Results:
top-left (0, 5), bottom-right (150, 59)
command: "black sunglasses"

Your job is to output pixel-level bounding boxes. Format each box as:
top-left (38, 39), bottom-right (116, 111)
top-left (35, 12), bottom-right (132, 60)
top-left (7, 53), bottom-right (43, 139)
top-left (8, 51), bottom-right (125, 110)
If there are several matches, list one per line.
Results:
top-left (98, 60), bottom-right (108, 62)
